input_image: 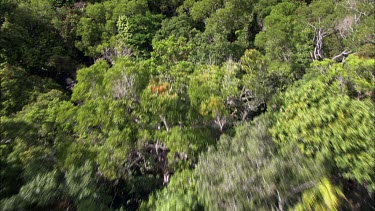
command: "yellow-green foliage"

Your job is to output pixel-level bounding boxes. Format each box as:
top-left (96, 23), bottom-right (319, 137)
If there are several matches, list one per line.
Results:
top-left (272, 56), bottom-right (375, 191)
top-left (294, 177), bottom-right (345, 211)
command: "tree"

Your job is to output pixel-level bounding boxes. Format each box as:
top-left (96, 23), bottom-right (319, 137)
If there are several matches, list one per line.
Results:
top-left (239, 49), bottom-right (295, 120)
top-left (0, 0), bottom-right (79, 76)
top-left (153, 13), bottom-right (197, 42)
top-left (194, 114), bottom-right (326, 210)
top-left (117, 12), bottom-right (164, 57)
top-left (71, 59), bottom-right (143, 180)
top-left (1, 0), bottom-right (375, 209)
top-left (0, 64), bottom-right (61, 116)
top-left (1, 162), bottom-right (110, 210)
top-left (271, 56), bottom-right (375, 191)
top-left (140, 79), bottom-right (183, 132)
top-left (151, 36), bottom-right (193, 66)
top-left (0, 90), bottom-right (80, 210)
top-left (188, 64), bottom-right (228, 131)
top-left (293, 177), bottom-right (345, 211)
top-left (76, 0), bottom-right (163, 59)
top-left (147, 0), bottom-right (184, 16)
top-left (254, 1), bottom-right (313, 71)
top-left (140, 169), bottom-right (202, 210)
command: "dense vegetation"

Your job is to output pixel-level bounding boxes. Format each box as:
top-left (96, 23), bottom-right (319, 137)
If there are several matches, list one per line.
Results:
top-left (1, 0), bottom-right (374, 210)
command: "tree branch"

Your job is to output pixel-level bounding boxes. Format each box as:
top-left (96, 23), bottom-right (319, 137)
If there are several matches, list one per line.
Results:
top-left (332, 49), bottom-right (352, 62)
top-left (292, 181), bottom-right (316, 194)
top-left (159, 115), bottom-right (170, 132)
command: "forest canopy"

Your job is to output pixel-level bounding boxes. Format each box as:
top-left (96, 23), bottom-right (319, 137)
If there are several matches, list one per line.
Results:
top-left (1, 0), bottom-right (374, 210)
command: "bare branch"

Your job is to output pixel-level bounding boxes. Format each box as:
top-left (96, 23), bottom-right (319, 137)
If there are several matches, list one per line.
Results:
top-left (214, 115), bottom-right (226, 132)
top-left (292, 181), bottom-right (316, 194)
top-left (332, 49), bottom-right (352, 62)
top-left (159, 115), bottom-right (170, 132)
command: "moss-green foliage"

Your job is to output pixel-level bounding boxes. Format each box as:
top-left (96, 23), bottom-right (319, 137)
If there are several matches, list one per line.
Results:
top-left (254, 1), bottom-right (313, 71)
top-left (140, 169), bottom-right (202, 211)
top-left (76, 0), bottom-right (163, 58)
top-left (154, 127), bottom-right (214, 169)
top-left (0, 162), bottom-right (110, 210)
top-left (117, 12), bottom-right (164, 57)
top-left (0, 0), bottom-right (80, 75)
top-left (0, 64), bottom-right (61, 116)
top-left (240, 49), bottom-right (295, 110)
top-left (272, 56), bottom-right (375, 191)
top-left (1, 0), bottom-right (375, 210)
top-left (71, 58), bottom-right (150, 180)
top-left (194, 114), bottom-right (325, 210)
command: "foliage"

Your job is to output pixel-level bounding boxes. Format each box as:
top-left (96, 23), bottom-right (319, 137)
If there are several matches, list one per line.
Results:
top-left (140, 169), bottom-right (201, 210)
top-left (240, 49), bottom-right (295, 111)
top-left (0, 64), bottom-right (61, 116)
top-left (1, 0), bottom-right (375, 210)
top-left (0, 0), bottom-right (80, 76)
top-left (194, 114), bottom-right (325, 210)
top-left (254, 1), bottom-right (313, 72)
top-left (272, 56), bottom-right (375, 191)
top-left (75, 0), bottom-right (163, 58)
top-left (117, 12), bottom-right (164, 57)
top-left (293, 177), bottom-right (345, 211)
